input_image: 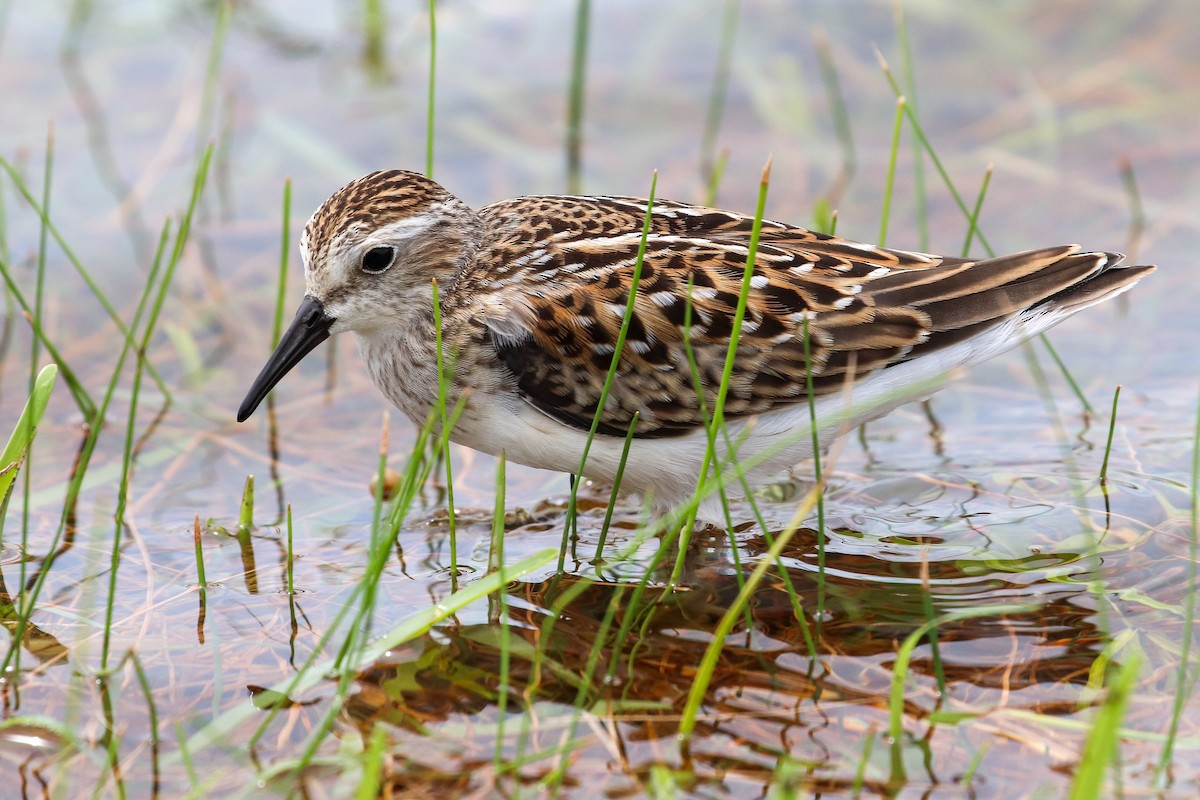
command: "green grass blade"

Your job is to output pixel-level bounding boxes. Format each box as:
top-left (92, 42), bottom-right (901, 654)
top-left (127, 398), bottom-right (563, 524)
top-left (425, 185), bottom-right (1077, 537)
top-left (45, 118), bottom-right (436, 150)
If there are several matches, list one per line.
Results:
top-left (0, 364), bottom-right (57, 521)
top-left (677, 483), bottom-right (823, 738)
top-left (1155, 386), bottom-right (1200, 784)
top-left (893, 0), bottom-right (928, 250)
top-left (887, 604), bottom-right (1038, 789)
top-left (0, 157), bottom-right (166, 407)
top-left (677, 160), bottom-right (771, 551)
top-left (362, 0), bottom-right (386, 77)
top-left (559, 171), bottom-right (657, 573)
top-left (1099, 385), bottom-right (1121, 484)
top-left (431, 278), bottom-right (458, 577)
top-left (174, 547), bottom-right (556, 762)
top-left (565, 0), bottom-right (590, 193)
top-left (814, 28), bottom-right (856, 214)
top-left (800, 315), bottom-right (827, 619)
top-left (272, 179), bottom-right (292, 345)
top-left (1040, 335), bottom-right (1095, 415)
top-left (426, 0), bottom-right (437, 177)
top-left (1118, 156), bottom-right (1145, 262)
top-left (700, 0), bottom-right (739, 198)
top-left (961, 164), bottom-right (993, 257)
top-left (878, 96), bottom-right (905, 248)
top-left (873, 48), bottom-right (994, 257)
top-left (1069, 652), bottom-right (1141, 800)
top-left (592, 412), bottom-right (639, 561)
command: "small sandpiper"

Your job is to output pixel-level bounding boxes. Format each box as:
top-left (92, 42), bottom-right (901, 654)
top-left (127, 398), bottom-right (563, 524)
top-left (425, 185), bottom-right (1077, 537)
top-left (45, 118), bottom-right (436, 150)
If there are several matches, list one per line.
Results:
top-left (238, 170), bottom-right (1153, 515)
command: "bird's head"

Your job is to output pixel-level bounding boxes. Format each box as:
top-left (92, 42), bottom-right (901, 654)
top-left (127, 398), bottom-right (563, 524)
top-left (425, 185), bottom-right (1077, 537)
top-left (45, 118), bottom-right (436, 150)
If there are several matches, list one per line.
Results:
top-left (237, 170), bottom-right (481, 422)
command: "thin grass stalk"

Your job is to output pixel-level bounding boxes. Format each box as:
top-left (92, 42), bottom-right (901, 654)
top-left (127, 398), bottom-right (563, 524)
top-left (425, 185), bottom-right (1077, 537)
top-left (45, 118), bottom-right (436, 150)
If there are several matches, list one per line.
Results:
top-left (676, 283), bottom-right (751, 628)
top-left (271, 179), bottom-right (291, 345)
top-left (197, 0), bottom-right (231, 163)
top-left (565, 0), bottom-right (590, 194)
top-left (192, 514), bottom-right (207, 589)
top-left (917, 549), bottom-right (946, 697)
top-left (99, 149), bottom-right (212, 669)
top-left (545, 578), bottom-right (626, 790)
top-left (893, 0), bottom-right (928, 250)
top-left (266, 180), bottom-right (293, 522)
top-left (700, 0), bottom-right (739, 197)
top-left (6, 216), bottom-right (169, 669)
top-left (592, 413), bottom-right (639, 562)
top-left (248, 413), bottom-right (438, 748)
top-left (362, 0), bottom-right (385, 76)
top-left (961, 740), bottom-right (991, 787)
top-left (705, 149), bottom-right (729, 208)
top-left (289, 414), bottom-right (395, 777)
top-left (1041, 336), bottom-right (1095, 415)
top-left (491, 454), bottom-right (510, 770)
top-left (385, 399), bottom-right (467, 537)
top-left (1099, 385), bottom-right (1121, 484)
top-left (247, 399), bottom-right (466, 750)
top-left (874, 50), bottom-right (1096, 418)
top-left (1069, 652), bottom-right (1141, 800)
top-left (192, 515), bottom-right (208, 646)
top-left (961, 165), bottom-right (992, 257)
top-left (125, 650), bottom-right (161, 795)
top-left (0, 261), bottom-right (91, 417)
top-left (604, 528), bottom-right (690, 692)
top-left (1020, 345), bottom-right (1111, 635)
top-left (356, 725), bottom-right (388, 800)
top-left (0, 159), bottom-right (167, 404)
top-left (431, 279), bottom-right (458, 577)
top-left (1154, 386), bottom-right (1200, 784)
top-left (799, 315), bottom-right (829, 619)
top-left (886, 604), bottom-right (1036, 788)
top-left (850, 726), bottom-right (877, 798)
top-left (873, 49), bottom-right (994, 257)
top-left (174, 721), bottom-right (199, 789)
top-left (0, 364), bottom-right (57, 524)
top-left (558, 172), bottom-right (657, 573)
top-left (1118, 156), bottom-right (1145, 263)
top-left (676, 160), bottom-right (772, 560)
top-left (425, 0), bottom-right (436, 177)
top-left (187, 548), bottom-right (556, 762)
top-left (814, 28), bottom-right (856, 213)
top-left (285, 504), bottom-right (295, 595)
top-left (238, 474), bottom-right (254, 533)
top-left (97, 678), bottom-right (128, 799)
top-left (514, 573), bottom-right (600, 773)
top-left (877, 96), bottom-right (905, 248)
top-left (21, 123), bottom-right (53, 591)
top-left (711, 431), bottom-right (818, 657)
top-left (362, 413), bottom-right (393, 648)
top-left (288, 415), bottom-right (394, 776)
top-left (677, 483), bottom-right (823, 738)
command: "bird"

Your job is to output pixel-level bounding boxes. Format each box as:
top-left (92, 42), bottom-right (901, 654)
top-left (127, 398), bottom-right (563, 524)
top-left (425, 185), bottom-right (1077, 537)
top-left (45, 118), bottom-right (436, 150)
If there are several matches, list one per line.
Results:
top-left (237, 169), bottom-right (1153, 519)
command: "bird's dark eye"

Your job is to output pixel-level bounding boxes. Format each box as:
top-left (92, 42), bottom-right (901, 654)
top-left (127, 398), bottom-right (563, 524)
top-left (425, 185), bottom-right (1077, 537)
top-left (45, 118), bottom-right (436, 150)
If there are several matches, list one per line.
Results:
top-left (361, 246), bottom-right (396, 274)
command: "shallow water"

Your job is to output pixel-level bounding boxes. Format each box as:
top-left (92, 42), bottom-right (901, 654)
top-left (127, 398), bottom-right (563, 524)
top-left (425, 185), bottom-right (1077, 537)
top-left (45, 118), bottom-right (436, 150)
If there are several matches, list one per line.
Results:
top-left (0, 1), bottom-right (1198, 796)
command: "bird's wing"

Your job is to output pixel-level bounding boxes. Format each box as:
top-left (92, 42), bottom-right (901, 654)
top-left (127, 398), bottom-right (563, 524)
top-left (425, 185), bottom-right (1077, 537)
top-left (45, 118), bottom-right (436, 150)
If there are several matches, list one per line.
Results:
top-left (463, 195), bottom-right (1143, 438)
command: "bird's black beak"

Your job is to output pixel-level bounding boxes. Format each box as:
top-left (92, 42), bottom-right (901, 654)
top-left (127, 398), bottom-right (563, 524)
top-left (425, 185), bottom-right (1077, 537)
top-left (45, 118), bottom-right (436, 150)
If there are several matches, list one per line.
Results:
top-left (237, 295), bottom-right (336, 422)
